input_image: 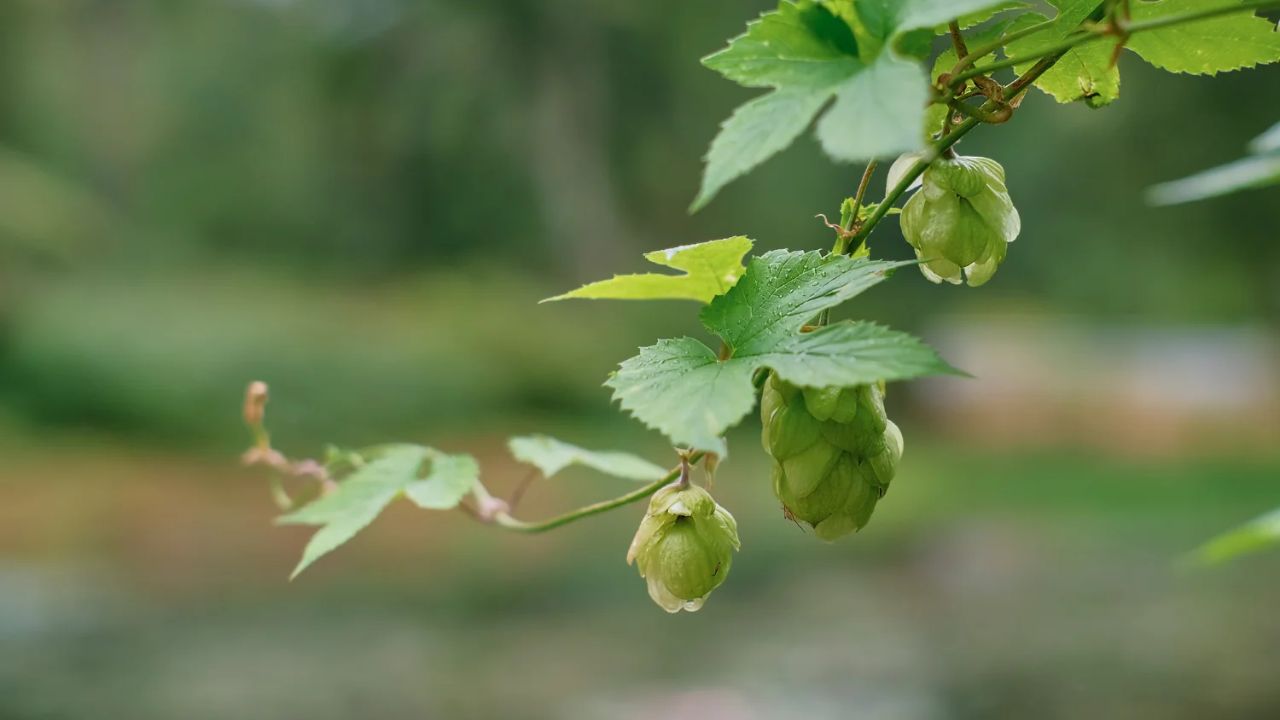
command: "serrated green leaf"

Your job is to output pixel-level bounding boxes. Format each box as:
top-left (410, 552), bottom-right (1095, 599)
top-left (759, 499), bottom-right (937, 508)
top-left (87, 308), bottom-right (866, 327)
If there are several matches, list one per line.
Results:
top-left (607, 251), bottom-right (958, 453)
top-left (508, 435), bottom-right (667, 481)
top-left (693, 90), bottom-right (831, 211)
top-left (1147, 150), bottom-right (1280, 205)
top-left (278, 444), bottom-right (477, 578)
top-left (703, 0), bottom-right (862, 89)
top-left (1126, 0), bottom-right (1280, 75)
top-left (815, 52), bottom-right (930, 162)
top-left (701, 251), bottom-right (907, 354)
top-left (545, 237), bottom-right (753, 303)
top-left (761, 321), bottom-right (964, 387)
top-left (1188, 508), bottom-right (1280, 565)
top-left (1006, 2), bottom-right (1120, 105)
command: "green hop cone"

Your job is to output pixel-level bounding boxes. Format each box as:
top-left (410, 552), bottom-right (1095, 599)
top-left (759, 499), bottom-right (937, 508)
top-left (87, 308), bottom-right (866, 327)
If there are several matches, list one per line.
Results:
top-left (761, 374), bottom-right (905, 541)
top-left (627, 482), bottom-right (740, 613)
top-left (899, 154), bottom-right (1020, 287)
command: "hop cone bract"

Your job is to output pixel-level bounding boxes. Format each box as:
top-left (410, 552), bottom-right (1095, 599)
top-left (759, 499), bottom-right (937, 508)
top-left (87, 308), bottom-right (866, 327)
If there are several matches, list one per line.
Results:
top-left (761, 374), bottom-right (904, 540)
top-left (900, 154), bottom-right (1020, 287)
top-left (627, 483), bottom-right (740, 613)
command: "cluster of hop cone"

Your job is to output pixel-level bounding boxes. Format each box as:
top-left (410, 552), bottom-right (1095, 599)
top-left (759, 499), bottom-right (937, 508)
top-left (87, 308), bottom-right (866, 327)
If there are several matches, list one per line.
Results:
top-left (630, 154), bottom-right (1018, 612)
top-left (628, 375), bottom-right (903, 613)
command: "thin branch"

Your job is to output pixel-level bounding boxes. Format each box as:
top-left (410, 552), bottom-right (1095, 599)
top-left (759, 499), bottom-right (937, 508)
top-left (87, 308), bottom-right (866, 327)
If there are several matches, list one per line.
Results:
top-left (952, 0), bottom-right (1280, 84)
top-left (849, 160), bottom-right (879, 228)
top-left (489, 452), bottom-right (705, 533)
top-left (851, 50), bottom-right (1071, 246)
top-left (947, 21), bottom-right (970, 59)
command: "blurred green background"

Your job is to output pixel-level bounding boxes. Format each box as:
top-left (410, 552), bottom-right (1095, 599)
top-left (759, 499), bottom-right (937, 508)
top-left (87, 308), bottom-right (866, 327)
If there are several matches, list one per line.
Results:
top-left (2, 1), bottom-right (1279, 718)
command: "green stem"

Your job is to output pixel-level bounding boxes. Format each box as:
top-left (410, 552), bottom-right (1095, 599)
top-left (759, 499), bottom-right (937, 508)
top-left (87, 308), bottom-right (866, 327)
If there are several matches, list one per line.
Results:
top-left (850, 53), bottom-right (1064, 246)
top-left (490, 451), bottom-right (705, 533)
top-left (951, 18), bottom-right (1057, 77)
top-left (953, 0), bottom-right (1280, 84)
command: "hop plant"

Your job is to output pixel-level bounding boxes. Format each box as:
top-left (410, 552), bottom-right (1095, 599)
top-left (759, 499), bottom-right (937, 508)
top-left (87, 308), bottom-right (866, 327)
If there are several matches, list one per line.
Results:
top-left (761, 374), bottom-right (904, 541)
top-left (627, 478), bottom-right (740, 613)
top-left (900, 154), bottom-right (1020, 287)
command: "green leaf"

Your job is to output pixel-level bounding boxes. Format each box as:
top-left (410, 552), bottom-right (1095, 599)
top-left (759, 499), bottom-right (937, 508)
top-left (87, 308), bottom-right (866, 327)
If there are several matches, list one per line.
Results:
top-left (943, 1), bottom-right (1033, 31)
top-left (1188, 508), bottom-right (1280, 565)
top-left (696, 0), bottom-right (949, 207)
top-left (545, 237), bottom-right (754, 304)
top-left (607, 251), bottom-right (958, 454)
top-left (1147, 150), bottom-right (1280, 205)
top-left (508, 435), bottom-right (667, 481)
top-left (692, 90), bottom-right (831, 211)
top-left (278, 445), bottom-right (478, 578)
top-left (703, 0), bottom-right (862, 89)
top-left (1126, 0), bottom-right (1280, 75)
top-left (857, 0), bottom-right (1022, 41)
top-left (814, 52), bottom-right (930, 162)
top-left (1251, 121), bottom-right (1280, 153)
top-left (1006, 2), bottom-right (1120, 106)
top-left (404, 451), bottom-right (480, 510)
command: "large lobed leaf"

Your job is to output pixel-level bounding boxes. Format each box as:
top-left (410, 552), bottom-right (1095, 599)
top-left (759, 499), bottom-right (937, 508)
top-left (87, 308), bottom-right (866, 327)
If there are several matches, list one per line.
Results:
top-left (607, 251), bottom-right (959, 454)
top-left (695, 0), bottom-right (1014, 209)
top-left (278, 445), bottom-right (479, 578)
top-left (546, 237), bottom-right (753, 304)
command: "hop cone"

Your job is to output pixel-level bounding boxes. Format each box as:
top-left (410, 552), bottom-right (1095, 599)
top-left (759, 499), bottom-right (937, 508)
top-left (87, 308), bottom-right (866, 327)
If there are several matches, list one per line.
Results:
top-left (761, 374), bottom-right (904, 540)
top-left (900, 154), bottom-right (1020, 287)
top-left (627, 483), bottom-right (740, 613)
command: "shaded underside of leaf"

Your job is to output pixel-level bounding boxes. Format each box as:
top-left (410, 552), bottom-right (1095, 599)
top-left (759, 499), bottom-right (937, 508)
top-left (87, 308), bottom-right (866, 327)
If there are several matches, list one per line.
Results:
top-left (1006, 2), bottom-right (1120, 106)
top-left (814, 52), bottom-right (930, 162)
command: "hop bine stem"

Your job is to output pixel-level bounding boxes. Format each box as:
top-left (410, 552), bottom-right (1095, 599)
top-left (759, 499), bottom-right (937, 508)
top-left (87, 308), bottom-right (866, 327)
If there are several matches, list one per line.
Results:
top-left (487, 451), bottom-right (707, 534)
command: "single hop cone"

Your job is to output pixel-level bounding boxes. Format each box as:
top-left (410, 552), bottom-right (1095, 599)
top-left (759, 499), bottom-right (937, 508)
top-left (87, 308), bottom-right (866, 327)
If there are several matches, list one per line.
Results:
top-left (627, 482), bottom-right (740, 613)
top-left (761, 374), bottom-right (904, 541)
top-left (900, 154), bottom-right (1020, 287)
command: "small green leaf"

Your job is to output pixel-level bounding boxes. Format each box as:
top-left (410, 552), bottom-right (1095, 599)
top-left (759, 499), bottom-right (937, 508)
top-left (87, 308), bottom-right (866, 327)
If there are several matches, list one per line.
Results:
top-left (278, 444), bottom-right (478, 578)
top-left (509, 435), bottom-right (667, 481)
top-left (693, 90), bottom-right (831, 212)
top-left (1188, 508), bottom-right (1280, 565)
top-left (1126, 0), bottom-right (1280, 75)
top-left (404, 450), bottom-right (480, 509)
top-left (545, 237), bottom-right (753, 304)
top-left (608, 251), bottom-right (958, 453)
top-left (702, 1), bottom-right (861, 89)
